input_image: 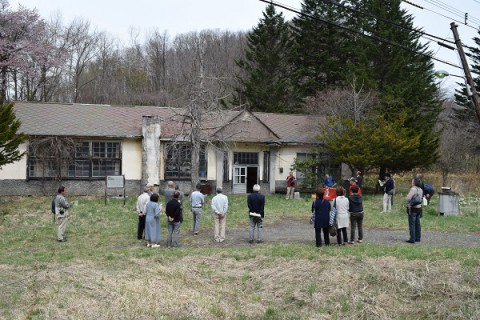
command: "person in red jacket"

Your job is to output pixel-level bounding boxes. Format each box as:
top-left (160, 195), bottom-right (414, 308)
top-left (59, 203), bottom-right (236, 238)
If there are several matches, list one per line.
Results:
top-left (286, 171), bottom-right (296, 200)
top-left (348, 177), bottom-right (362, 196)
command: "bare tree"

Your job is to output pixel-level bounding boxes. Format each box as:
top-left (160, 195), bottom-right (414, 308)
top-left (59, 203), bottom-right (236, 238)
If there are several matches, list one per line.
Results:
top-left (436, 99), bottom-right (475, 186)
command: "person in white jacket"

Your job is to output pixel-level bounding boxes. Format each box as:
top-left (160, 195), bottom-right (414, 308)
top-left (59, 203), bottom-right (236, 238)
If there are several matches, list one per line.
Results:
top-left (211, 187), bottom-right (229, 242)
top-left (332, 186), bottom-right (350, 245)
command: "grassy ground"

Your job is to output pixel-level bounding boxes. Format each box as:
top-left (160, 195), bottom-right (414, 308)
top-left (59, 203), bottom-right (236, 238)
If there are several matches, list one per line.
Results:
top-left (0, 194), bottom-right (479, 319)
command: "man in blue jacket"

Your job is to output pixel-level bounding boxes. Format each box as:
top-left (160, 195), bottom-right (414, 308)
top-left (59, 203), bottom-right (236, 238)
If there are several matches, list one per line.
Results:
top-left (247, 184), bottom-right (265, 243)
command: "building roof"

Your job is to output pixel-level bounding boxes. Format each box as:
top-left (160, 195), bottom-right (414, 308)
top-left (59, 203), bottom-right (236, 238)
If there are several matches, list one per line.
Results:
top-left (13, 102), bottom-right (323, 145)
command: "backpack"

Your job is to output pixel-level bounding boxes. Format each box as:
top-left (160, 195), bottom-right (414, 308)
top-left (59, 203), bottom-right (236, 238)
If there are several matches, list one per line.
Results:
top-left (424, 183), bottom-right (434, 194)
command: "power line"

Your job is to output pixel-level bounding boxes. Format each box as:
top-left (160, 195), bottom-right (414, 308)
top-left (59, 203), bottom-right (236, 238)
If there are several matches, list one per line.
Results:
top-left (423, 0), bottom-right (480, 25)
top-left (402, 0), bottom-right (480, 31)
top-left (321, 0), bottom-right (457, 46)
top-left (260, 0), bottom-right (462, 70)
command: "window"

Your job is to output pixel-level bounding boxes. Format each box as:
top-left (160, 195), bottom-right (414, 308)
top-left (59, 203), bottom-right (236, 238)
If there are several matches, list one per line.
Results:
top-left (233, 152), bottom-right (258, 165)
top-left (263, 151), bottom-right (270, 182)
top-left (164, 143), bottom-right (207, 179)
top-left (28, 140), bottom-right (121, 179)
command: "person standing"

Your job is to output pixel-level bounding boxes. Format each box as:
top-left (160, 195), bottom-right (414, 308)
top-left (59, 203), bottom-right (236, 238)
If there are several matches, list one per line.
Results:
top-left (211, 187), bottom-right (228, 242)
top-left (383, 173), bottom-right (394, 213)
top-left (323, 174), bottom-right (335, 187)
top-left (174, 184), bottom-right (184, 223)
top-left (190, 183), bottom-right (205, 235)
top-left (166, 191), bottom-right (182, 248)
top-left (145, 193), bottom-right (162, 248)
top-left (356, 171), bottom-right (363, 188)
top-left (285, 172), bottom-right (296, 200)
top-left (348, 185), bottom-right (364, 244)
top-left (333, 186), bottom-right (349, 245)
top-left (146, 183), bottom-right (155, 196)
top-left (55, 186), bottom-right (73, 242)
top-left (311, 188), bottom-right (331, 247)
top-left (348, 177), bottom-right (362, 196)
top-left (247, 184), bottom-right (265, 244)
top-left (164, 181), bottom-right (175, 205)
top-left (136, 186), bottom-right (150, 240)
top-left (406, 178), bottom-right (424, 244)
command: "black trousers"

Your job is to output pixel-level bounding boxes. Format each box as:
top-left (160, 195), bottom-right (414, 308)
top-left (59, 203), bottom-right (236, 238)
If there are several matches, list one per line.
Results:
top-left (336, 227), bottom-right (348, 244)
top-left (315, 227), bottom-right (330, 247)
top-left (137, 215), bottom-right (146, 239)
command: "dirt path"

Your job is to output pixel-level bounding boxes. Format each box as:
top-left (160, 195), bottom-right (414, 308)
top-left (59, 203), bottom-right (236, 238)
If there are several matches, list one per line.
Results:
top-left (179, 220), bottom-right (480, 248)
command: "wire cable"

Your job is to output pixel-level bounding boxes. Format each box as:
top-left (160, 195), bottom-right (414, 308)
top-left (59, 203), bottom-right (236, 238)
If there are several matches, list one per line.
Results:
top-left (423, 0), bottom-right (480, 25)
top-left (260, 0), bottom-right (462, 70)
top-left (402, 0), bottom-right (480, 31)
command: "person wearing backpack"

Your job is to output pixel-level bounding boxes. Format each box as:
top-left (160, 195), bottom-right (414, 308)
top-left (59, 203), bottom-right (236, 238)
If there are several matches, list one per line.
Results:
top-left (405, 177), bottom-right (424, 244)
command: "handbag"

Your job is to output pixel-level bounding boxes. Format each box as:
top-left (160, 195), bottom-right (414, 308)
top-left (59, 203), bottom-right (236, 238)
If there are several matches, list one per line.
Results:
top-left (329, 225), bottom-right (337, 237)
top-left (408, 188), bottom-right (422, 206)
top-left (329, 199), bottom-right (337, 236)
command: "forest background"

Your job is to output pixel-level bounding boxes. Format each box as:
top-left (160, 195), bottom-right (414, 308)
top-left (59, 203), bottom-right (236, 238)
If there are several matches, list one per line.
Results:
top-left (1, 0), bottom-right (480, 192)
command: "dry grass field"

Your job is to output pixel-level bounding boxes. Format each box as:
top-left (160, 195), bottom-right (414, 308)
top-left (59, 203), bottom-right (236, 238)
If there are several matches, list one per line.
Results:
top-left (1, 174), bottom-right (479, 319)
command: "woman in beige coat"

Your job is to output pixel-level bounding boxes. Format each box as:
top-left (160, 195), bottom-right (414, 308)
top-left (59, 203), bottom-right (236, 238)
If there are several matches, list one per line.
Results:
top-left (333, 186), bottom-right (350, 245)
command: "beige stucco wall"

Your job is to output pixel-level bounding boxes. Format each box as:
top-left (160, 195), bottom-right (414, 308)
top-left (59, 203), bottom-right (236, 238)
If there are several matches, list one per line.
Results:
top-left (276, 145), bottom-right (316, 181)
top-left (0, 142), bottom-right (27, 179)
top-left (122, 139), bottom-right (142, 180)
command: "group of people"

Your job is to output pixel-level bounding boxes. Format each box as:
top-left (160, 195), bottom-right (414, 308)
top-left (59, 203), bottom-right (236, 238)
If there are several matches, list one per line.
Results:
top-left (135, 181), bottom-right (266, 247)
top-left (310, 185), bottom-right (364, 247)
top-left (53, 172), bottom-right (432, 247)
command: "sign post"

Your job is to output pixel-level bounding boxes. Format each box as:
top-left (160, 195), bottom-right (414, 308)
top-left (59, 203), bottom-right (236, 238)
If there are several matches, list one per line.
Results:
top-left (105, 175), bottom-right (126, 205)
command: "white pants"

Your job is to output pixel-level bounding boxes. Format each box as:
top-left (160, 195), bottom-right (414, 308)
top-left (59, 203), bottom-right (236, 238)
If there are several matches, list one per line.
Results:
top-left (383, 193), bottom-right (392, 213)
top-left (214, 214), bottom-right (226, 242)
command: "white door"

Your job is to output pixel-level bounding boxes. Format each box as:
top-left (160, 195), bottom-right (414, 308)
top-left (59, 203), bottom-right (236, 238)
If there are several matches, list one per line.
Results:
top-left (233, 166), bottom-right (247, 194)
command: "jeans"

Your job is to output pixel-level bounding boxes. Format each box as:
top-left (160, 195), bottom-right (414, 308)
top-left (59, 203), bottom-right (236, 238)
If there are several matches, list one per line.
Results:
top-left (315, 227), bottom-right (330, 247)
top-left (350, 212), bottom-right (364, 241)
top-left (192, 208), bottom-right (202, 233)
top-left (166, 221), bottom-right (181, 247)
top-left (249, 217), bottom-right (264, 241)
top-left (407, 208), bottom-right (422, 242)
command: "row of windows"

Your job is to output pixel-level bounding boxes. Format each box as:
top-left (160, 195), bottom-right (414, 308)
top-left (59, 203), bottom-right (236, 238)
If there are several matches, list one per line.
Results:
top-left (28, 141), bottom-right (122, 178)
top-left (27, 141), bottom-right (322, 182)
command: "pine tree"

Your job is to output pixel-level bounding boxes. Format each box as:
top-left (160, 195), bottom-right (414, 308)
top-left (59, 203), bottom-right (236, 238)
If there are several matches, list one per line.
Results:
top-left (349, 0), bottom-right (442, 174)
top-left (235, 4), bottom-right (294, 113)
top-left (0, 102), bottom-right (28, 168)
top-left (290, 0), bottom-right (356, 100)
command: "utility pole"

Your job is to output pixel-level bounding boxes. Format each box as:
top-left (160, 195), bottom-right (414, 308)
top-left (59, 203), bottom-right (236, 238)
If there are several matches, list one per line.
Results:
top-left (450, 22), bottom-right (480, 125)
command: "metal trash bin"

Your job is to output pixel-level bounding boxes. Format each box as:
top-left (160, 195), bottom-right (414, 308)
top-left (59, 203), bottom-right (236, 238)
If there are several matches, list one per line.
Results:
top-left (437, 187), bottom-right (460, 216)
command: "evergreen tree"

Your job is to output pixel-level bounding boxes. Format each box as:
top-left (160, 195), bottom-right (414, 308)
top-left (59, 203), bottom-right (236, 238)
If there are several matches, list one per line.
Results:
top-left (357, 0), bottom-right (441, 174)
top-left (290, 0), bottom-right (358, 101)
top-left (235, 4), bottom-right (294, 113)
top-left (0, 102), bottom-right (28, 168)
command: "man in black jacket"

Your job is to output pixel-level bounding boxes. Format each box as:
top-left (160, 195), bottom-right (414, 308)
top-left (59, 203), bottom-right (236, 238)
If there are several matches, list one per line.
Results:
top-left (247, 184), bottom-right (265, 243)
top-left (348, 186), bottom-right (364, 244)
top-left (383, 173), bottom-right (395, 213)
top-left (165, 191), bottom-right (182, 248)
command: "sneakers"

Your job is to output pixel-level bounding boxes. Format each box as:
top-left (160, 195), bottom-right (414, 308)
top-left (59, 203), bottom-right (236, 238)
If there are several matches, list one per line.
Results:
top-left (248, 240), bottom-right (254, 244)
top-left (146, 243), bottom-right (152, 247)
top-left (348, 241), bottom-right (355, 244)
top-left (151, 244), bottom-right (161, 248)
top-left (57, 239), bottom-right (67, 242)
top-left (357, 240), bottom-right (363, 243)
top-left (193, 232), bottom-right (198, 236)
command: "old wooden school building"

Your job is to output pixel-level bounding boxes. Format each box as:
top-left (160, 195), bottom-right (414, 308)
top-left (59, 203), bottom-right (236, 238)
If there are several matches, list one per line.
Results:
top-left (0, 102), bottom-right (339, 196)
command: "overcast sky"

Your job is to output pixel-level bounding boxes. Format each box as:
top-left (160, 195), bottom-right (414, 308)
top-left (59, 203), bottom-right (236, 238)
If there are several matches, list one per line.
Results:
top-left (15, 0), bottom-right (480, 95)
